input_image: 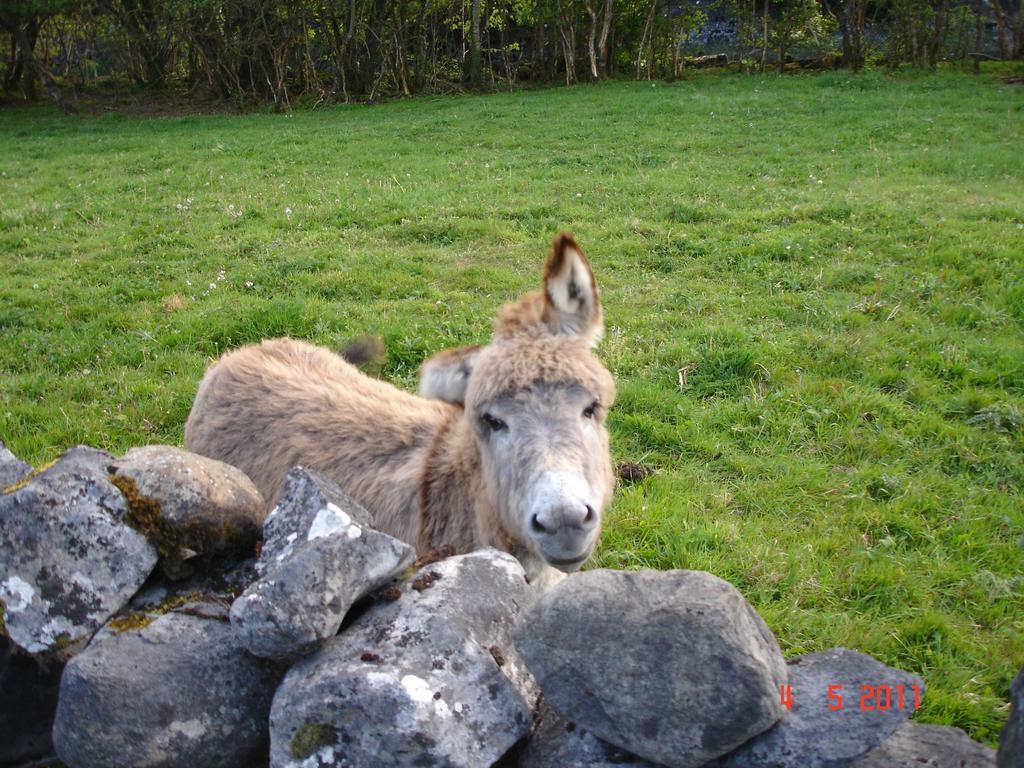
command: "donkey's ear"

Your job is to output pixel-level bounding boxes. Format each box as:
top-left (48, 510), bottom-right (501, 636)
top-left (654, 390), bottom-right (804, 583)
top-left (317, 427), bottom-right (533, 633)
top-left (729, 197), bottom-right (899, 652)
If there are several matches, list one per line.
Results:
top-left (418, 345), bottom-right (481, 405)
top-left (543, 233), bottom-right (603, 346)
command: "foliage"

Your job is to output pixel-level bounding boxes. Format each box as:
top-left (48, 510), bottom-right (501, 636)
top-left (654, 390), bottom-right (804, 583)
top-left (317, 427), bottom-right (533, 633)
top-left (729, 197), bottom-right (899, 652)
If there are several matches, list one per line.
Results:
top-left (0, 0), bottom-right (1020, 102)
top-left (769, 0), bottom-right (835, 71)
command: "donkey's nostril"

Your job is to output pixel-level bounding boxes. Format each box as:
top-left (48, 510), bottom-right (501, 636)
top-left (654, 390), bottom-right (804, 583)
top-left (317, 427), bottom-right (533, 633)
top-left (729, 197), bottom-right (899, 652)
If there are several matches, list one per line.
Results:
top-left (530, 514), bottom-right (548, 534)
top-left (583, 505), bottom-right (596, 525)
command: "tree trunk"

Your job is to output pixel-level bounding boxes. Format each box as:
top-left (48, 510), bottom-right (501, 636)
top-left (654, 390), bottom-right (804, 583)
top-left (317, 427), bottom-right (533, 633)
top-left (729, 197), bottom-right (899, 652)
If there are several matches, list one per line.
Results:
top-left (556, 0), bottom-right (577, 84)
top-left (3, 31), bottom-right (24, 93)
top-left (1014, 2), bottom-right (1024, 58)
top-left (499, 23), bottom-right (514, 90)
top-left (835, 1), bottom-right (853, 66)
top-left (991, 0), bottom-right (1010, 58)
top-left (647, 11), bottom-right (656, 79)
top-left (971, 0), bottom-right (983, 66)
top-left (560, 25), bottom-right (576, 84)
top-left (909, 5), bottom-right (920, 67)
top-left (635, 0), bottom-right (656, 79)
top-left (547, 23), bottom-right (558, 80)
top-left (530, 22), bottom-right (544, 80)
top-left (465, 0), bottom-right (483, 87)
top-left (607, 14), bottom-right (616, 75)
top-left (12, 17), bottom-right (41, 99)
top-left (597, 0), bottom-right (613, 75)
top-left (927, 0), bottom-right (948, 69)
top-left (851, 0), bottom-right (866, 69)
top-left (585, 0), bottom-right (599, 79)
top-left (761, 0), bottom-right (769, 72)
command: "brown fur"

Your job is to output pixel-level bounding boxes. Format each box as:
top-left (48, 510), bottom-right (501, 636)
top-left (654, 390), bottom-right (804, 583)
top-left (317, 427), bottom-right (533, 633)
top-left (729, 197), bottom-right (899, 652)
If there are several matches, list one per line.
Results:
top-left (417, 345), bottom-right (481, 405)
top-left (337, 335), bottom-right (386, 370)
top-left (185, 233), bottom-right (614, 582)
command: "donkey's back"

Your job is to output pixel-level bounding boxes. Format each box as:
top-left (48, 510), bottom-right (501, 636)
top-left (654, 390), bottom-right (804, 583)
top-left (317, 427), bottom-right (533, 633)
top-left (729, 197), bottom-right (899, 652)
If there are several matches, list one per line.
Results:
top-left (184, 337), bottom-right (456, 544)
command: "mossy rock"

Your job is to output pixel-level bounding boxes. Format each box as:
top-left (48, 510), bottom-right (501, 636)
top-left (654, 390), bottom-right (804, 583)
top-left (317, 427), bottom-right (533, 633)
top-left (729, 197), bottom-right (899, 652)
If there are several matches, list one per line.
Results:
top-left (106, 612), bottom-right (157, 633)
top-left (290, 723), bottom-right (338, 760)
top-left (111, 474), bottom-right (198, 579)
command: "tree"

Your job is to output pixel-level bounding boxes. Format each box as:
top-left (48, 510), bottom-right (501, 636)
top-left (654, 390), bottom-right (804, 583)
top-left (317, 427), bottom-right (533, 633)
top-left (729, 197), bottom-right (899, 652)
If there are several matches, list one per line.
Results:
top-left (584, 0), bottom-right (613, 78)
top-left (823, 0), bottom-right (868, 69)
top-left (768, 0), bottom-right (831, 72)
top-left (0, 0), bottom-right (66, 98)
top-left (987, 0), bottom-right (1024, 59)
top-left (98, 0), bottom-right (180, 88)
top-left (465, 0), bottom-right (484, 86)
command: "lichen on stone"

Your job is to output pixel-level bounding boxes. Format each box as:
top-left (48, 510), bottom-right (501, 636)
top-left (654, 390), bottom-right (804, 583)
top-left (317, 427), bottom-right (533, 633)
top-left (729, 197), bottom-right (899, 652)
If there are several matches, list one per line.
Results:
top-left (106, 589), bottom-right (220, 634)
top-left (111, 474), bottom-right (174, 554)
top-left (110, 472), bottom-right (255, 580)
top-left (1, 458), bottom-right (58, 495)
top-left (290, 722), bottom-right (338, 759)
top-left (107, 612), bottom-right (157, 633)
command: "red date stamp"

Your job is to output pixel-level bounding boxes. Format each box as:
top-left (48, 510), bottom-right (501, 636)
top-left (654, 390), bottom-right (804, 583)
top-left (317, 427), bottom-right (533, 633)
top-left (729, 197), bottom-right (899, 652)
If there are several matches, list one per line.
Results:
top-left (779, 684), bottom-right (921, 711)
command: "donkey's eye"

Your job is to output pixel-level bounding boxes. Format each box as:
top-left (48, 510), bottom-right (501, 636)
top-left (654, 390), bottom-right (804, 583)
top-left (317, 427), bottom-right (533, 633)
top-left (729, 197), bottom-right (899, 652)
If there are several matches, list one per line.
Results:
top-left (583, 401), bottom-right (600, 420)
top-left (480, 412), bottom-right (508, 432)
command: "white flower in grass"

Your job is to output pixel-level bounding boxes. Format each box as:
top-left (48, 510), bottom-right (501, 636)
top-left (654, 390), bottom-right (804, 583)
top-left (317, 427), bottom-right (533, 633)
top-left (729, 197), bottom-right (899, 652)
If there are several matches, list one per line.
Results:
top-left (285, 207), bottom-right (293, 216)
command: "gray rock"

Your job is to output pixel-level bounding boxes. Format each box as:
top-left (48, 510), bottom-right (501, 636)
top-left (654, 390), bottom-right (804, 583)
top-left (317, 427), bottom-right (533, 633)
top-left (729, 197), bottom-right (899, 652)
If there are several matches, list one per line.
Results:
top-left (852, 722), bottom-right (996, 767)
top-left (711, 648), bottom-right (925, 768)
top-left (0, 446), bottom-right (158, 653)
top-left (518, 699), bottom-right (660, 768)
top-left (256, 467), bottom-right (372, 572)
top-left (110, 445), bottom-right (265, 575)
top-left (999, 668), bottom-right (1023, 768)
top-left (269, 549), bottom-right (539, 768)
top-left (230, 466), bottom-right (415, 661)
top-left (52, 603), bottom-right (284, 768)
top-left (513, 569), bottom-right (787, 768)
top-left (92, 554), bottom-right (258, 648)
top-left (0, 440), bottom-right (31, 488)
top-left (0, 634), bottom-right (65, 766)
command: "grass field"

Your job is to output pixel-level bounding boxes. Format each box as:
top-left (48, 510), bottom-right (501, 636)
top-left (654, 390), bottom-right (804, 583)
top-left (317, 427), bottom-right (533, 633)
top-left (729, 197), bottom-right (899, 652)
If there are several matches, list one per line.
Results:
top-left (1, 68), bottom-right (1022, 745)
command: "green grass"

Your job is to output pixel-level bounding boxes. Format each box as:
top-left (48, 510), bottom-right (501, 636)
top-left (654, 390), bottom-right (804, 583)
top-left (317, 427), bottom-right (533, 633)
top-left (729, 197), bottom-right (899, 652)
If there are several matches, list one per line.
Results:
top-left (2, 68), bottom-right (1022, 745)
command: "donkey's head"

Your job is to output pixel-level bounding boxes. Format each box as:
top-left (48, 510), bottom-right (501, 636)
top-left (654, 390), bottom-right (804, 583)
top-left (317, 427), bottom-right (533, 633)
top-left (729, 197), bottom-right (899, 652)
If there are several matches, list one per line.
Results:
top-left (464, 234), bottom-right (615, 573)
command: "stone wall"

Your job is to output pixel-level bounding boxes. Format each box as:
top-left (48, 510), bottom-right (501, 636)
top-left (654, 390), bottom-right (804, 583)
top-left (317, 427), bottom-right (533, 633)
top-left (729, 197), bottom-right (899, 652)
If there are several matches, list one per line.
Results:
top-left (0, 442), bottom-right (1015, 768)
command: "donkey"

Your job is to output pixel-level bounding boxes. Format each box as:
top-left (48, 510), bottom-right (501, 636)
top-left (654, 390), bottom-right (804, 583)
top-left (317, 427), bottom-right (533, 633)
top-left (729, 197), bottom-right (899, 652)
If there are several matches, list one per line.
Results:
top-left (184, 234), bottom-right (615, 585)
